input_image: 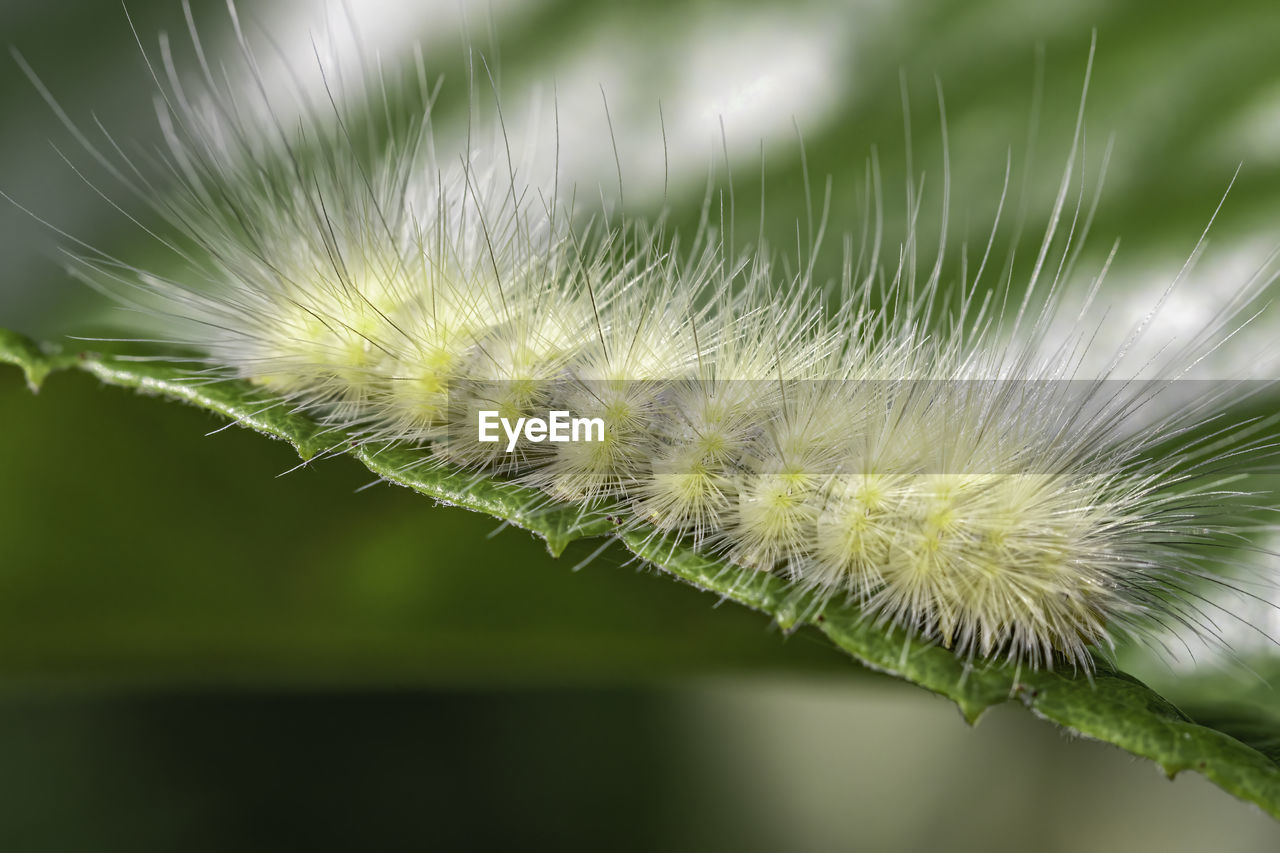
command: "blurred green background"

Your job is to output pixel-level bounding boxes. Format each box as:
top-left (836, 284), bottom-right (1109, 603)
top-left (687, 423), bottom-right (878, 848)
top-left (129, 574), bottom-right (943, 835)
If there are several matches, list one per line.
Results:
top-left (3, 0), bottom-right (1280, 848)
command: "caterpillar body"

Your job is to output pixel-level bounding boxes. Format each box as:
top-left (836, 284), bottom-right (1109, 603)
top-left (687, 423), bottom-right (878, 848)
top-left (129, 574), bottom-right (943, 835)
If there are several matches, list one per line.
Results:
top-left (15, 2), bottom-right (1280, 674)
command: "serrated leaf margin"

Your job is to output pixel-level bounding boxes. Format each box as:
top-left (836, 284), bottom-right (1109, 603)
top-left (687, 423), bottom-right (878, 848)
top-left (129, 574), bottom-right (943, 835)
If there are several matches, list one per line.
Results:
top-left (5, 329), bottom-right (1278, 819)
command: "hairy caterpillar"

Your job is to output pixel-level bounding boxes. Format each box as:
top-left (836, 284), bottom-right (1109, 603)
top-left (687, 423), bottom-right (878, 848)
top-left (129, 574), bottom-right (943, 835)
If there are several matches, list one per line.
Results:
top-left (9, 1), bottom-right (1280, 676)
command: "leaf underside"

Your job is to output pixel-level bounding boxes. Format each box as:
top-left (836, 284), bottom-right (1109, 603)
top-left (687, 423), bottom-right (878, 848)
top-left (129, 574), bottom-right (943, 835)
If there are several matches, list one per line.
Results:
top-left (5, 326), bottom-right (1279, 819)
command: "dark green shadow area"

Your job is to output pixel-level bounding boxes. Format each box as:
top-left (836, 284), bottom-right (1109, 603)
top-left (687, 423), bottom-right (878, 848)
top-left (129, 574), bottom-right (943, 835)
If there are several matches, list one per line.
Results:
top-left (0, 361), bottom-right (855, 686)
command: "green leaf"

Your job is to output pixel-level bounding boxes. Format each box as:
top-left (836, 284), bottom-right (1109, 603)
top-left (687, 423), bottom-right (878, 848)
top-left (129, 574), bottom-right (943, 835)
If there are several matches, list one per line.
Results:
top-left (4, 327), bottom-right (1280, 818)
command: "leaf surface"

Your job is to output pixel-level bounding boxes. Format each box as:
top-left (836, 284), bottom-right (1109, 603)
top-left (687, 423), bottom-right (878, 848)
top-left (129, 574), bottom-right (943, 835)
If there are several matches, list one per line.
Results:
top-left (5, 328), bottom-right (1279, 818)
